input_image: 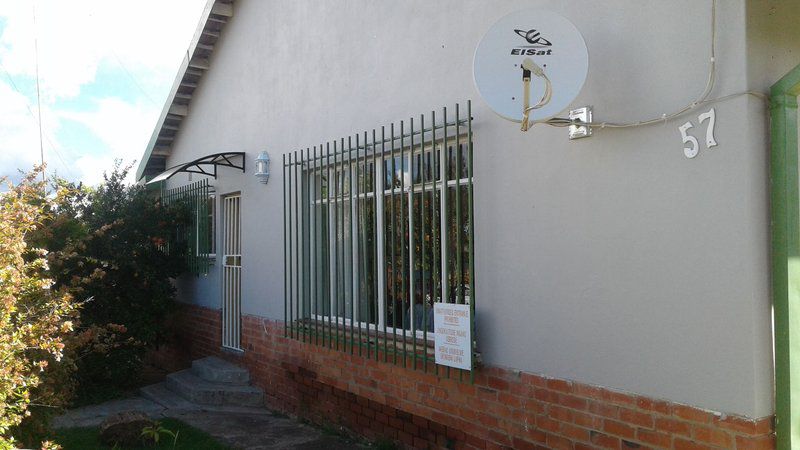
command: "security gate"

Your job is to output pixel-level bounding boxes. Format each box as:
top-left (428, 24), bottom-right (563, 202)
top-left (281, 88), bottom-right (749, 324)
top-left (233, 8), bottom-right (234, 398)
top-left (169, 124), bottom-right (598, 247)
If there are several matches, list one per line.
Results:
top-left (222, 194), bottom-right (242, 350)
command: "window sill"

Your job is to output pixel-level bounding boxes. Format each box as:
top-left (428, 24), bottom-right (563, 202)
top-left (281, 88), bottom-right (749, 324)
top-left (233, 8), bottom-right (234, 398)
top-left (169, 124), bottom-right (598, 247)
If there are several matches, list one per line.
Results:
top-left (287, 319), bottom-right (483, 373)
top-left (289, 318), bottom-right (435, 357)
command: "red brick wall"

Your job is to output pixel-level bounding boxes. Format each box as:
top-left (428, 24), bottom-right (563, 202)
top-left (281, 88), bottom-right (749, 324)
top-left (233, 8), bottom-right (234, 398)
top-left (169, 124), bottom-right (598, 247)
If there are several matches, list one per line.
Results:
top-left (174, 304), bottom-right (774, 450)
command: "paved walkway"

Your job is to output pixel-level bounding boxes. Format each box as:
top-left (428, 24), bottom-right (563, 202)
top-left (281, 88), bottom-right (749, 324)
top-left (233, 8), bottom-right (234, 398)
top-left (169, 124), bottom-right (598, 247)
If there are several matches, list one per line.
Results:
top-left (53, 396), bottom-right (368, 449)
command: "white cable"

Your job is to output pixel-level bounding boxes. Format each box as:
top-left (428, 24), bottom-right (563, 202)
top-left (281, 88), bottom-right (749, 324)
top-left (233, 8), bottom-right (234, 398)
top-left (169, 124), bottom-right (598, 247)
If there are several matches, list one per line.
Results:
top-left (536, 0), bottom-right (722, 129)
top-left (520, 58), bottom-right (553, 131)
top-left (525, 75), bottom-right (552, 113)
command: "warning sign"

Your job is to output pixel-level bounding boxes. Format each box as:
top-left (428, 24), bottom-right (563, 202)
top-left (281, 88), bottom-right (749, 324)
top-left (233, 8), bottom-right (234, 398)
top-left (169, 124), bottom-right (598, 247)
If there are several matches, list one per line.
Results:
top-left (433, 303), bottom-right (472, 370)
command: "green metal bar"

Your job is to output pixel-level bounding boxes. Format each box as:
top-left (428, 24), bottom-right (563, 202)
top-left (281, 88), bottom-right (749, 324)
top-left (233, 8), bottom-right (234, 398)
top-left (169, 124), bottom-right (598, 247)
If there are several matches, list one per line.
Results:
top-left (200, 181), bottom-right (204, 272)
top-left (195, 182), bottom-right (198, 275)
top-left (340, 138), bottom-right (347, 350)
top-left (201, 181), bottom-right (204, 273)
top-left (380, 127), bottom-right (394, 362)
top-left (299, 120), bottom-right (468, 163)
top-left (400, 120), bottom-right (408, 369)
top-left (295, 150), bottom-right (301, 339)
top-left (348, 135), bottom-right (355, 355)
top-left (299, 151), bottom-right (304, 340)
top-left (355, 137), bottom-right (361, 353)
top-left (456, 104), bottom-right (463, 306)
top-left (287, 153), bottom-right (294, 339)
top-left (430, 110), bottom-right (439, 378)
top-left (197, 182), bottom-right (200, 274)
top-left (312, 145), bottom-right (319, 346)
top-left (198, 181), bottom-right (202, 274)
top-left (390, 123), bottom-right (397, 365)
top-left (188, 184), bottom-right (191, 273)
top-left (181, 185), bottom-right (186, 271)
top-left (340, 137), bottom-right (347, 351)
top-left (409, 117), bottom-right (417, 371)
top-left (199, 181), bottom-right (203, 274)
top-left (455, 105), bottom-right (463, 382)
top-left (442, 107), bottom-right (450, 379)
top-left (772, 67), bottom-right (800, 450)
top-left (190, 184), bottom-right (194, 275)
top-left (467, 100), bottom-right (476, 383)
top-left (420, 113), bottom-right (428, 372)
top-left (373, 128), bottom-right (381, 362)
top-left (353, 132), bottom-right (369, 356)
top-left (190, 184), bottom-right (193, 275)
top-left (194, 182), bottom-right (198, 274)
top-left (182, 185), bottom-right (185, 270)
top-left (333, 140), bottom-right (340, 351)
top-left (188, 184), bottom-right (193, 275)
top-left (197, 180), bottom-right (206, 277)
top-left (365, 130), bottom-right (372, 356)
top-left (326, 141), bottom-right (333, 349)
top-left (276, 104), bottom-right (477, 376)
top-left (203, 180), bottom-right (208, 274)
top-left (198, 183), bottom-right (206, 276)
top-left (300, 150), bottom-right (306, 343)
top-left (305, 147), bottom-right (312, 342)
top-left (306, 147), bottom-right (312, 341)
top-left (318, 148), bottom-right (324, 346)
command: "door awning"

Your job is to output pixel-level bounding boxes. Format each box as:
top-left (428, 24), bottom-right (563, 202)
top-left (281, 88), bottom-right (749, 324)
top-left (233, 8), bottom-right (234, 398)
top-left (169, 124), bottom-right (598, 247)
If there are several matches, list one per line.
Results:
top-left (146, 152), bottom-right (246, 184)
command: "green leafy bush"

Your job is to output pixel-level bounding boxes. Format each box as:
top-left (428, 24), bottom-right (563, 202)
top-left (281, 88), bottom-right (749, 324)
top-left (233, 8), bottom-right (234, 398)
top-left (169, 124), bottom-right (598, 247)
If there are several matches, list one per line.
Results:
top-left (36, 163), bottom-right (189, 398)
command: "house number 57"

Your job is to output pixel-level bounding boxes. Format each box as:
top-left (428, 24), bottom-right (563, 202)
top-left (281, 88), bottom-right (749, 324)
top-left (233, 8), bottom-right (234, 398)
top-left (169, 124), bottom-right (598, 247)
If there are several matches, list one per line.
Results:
top-left (679, 108), bottom-right (717, 159)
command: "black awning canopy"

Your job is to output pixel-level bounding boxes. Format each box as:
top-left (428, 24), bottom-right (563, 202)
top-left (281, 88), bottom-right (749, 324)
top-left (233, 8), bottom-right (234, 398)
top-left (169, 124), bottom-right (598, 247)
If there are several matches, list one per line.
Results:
top-left (146, 152), bottom-right (245, 184)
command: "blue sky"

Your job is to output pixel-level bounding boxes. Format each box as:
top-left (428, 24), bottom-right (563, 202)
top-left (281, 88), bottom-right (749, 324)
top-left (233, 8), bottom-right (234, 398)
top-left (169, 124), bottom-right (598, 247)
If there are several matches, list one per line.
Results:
top-left (0, 0), bottom-right (207, 185)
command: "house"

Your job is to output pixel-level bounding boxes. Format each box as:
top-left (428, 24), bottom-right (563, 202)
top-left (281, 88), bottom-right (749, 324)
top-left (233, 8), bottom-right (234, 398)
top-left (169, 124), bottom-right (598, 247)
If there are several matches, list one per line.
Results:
top-left (136, 1), bottom-right (800, 448)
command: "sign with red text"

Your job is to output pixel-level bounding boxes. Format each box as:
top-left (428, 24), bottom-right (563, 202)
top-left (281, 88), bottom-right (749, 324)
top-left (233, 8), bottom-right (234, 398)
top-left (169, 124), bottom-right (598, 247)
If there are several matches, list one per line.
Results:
top-left (434, 303), bottom-right (472, 370)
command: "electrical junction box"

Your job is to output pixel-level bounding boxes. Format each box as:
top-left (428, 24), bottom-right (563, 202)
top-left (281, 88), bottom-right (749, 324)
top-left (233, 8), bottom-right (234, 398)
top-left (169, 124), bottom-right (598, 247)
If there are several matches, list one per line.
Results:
top-left (568, 106), bottom-right (593, 140)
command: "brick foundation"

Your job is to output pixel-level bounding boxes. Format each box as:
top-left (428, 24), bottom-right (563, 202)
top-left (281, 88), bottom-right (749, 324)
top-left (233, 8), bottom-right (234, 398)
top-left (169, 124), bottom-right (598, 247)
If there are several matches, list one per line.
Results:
top-left (173, 304), bottom-right (774, 450)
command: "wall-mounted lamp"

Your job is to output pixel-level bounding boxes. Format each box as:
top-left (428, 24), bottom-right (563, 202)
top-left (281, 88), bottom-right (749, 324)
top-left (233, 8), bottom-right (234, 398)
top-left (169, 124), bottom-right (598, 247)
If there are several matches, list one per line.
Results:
top-left (254, 151), bottom-right (270, 184)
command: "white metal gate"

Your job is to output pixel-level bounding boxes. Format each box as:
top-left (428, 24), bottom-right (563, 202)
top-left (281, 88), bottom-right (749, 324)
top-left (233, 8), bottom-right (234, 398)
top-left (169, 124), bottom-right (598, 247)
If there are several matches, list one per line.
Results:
top-left (222, 194), bottom-right (242, 350)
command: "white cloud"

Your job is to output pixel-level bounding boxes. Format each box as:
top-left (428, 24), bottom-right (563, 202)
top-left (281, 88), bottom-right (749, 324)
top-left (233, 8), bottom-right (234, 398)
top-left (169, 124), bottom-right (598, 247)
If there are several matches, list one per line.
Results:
top-left (0, 0), bottom-right (207, 185)
top-left (60, 97), bottom-right (159, 184)
top-left (0, 0), bottom-right (207, 100)
top-left (0, 79), bottom-right (67, 180)
top-left (72, 154), bottom-right (115, 187)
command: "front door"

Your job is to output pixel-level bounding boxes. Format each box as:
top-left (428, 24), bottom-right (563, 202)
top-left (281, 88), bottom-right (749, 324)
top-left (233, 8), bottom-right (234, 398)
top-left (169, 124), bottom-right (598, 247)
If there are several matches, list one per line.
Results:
top-left (222, 194), bottom-right (242, 350)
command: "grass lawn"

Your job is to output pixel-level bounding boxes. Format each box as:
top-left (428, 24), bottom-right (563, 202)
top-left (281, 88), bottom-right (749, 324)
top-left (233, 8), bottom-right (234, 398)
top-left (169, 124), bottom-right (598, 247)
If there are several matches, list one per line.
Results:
top-left (51, 418), bottom-right (231, 450)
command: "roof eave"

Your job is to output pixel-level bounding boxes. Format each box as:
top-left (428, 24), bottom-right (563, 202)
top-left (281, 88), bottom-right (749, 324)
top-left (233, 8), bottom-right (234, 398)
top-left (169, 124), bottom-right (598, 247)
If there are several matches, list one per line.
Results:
top-left (136, 0), bottom-right (234, 181)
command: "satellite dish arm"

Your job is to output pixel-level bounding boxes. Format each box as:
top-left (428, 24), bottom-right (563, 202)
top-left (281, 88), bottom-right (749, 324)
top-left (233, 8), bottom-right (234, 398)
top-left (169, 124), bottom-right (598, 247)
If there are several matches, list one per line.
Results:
top-left (521, 68), bottom-right (532, 131)
top-left (520, 58), bottom-right (553, 131)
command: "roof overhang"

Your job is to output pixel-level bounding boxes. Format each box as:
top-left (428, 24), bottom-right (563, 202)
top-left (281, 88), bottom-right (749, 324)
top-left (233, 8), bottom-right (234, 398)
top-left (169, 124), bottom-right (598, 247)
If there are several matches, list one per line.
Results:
top-left (146, 152), bottom-right (245, 185)
top-left (136, 0), bottom-right (234, 181)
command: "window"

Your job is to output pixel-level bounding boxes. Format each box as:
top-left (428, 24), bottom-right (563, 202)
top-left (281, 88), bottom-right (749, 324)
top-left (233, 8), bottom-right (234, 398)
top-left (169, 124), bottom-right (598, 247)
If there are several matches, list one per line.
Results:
top-left (197, 194), bottom-right (216, 259)
top-left (162, 178), bottom-right (214, 276)
top-left (284, 103), bottom-right (475, 374)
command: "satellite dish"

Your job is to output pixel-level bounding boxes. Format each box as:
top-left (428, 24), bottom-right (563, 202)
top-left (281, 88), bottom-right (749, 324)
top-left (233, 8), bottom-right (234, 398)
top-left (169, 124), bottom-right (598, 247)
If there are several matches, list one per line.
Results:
top-left (473, 10), bottom-right (589, 123)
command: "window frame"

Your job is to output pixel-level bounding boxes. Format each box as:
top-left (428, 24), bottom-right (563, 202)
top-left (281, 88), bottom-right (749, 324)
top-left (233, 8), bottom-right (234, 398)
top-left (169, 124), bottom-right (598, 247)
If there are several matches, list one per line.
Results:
top-left (305, 140), bottom-right (472, 341)
top-left (196, 192), bottom-right (217, 260)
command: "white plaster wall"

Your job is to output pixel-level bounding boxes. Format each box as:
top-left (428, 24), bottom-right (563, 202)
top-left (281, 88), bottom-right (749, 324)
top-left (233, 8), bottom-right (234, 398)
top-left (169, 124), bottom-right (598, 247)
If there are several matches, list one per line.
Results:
top-left (160, 0), bottom-right (799, 418)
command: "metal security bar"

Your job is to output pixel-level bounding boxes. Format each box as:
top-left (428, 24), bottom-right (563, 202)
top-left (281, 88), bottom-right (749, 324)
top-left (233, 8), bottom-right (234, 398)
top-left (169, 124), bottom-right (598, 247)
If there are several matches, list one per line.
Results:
top-left (222, 194), bottom-right (242, 350)
top-left (283, 102), bottom-right (475, 379)
top-left (162, 178), bottom-right (214, 276)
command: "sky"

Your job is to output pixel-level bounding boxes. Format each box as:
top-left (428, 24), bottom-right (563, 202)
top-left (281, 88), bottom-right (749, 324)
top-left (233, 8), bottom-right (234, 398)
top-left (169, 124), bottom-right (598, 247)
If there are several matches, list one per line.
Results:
top-left (0, 0), bottom-right (207, 186)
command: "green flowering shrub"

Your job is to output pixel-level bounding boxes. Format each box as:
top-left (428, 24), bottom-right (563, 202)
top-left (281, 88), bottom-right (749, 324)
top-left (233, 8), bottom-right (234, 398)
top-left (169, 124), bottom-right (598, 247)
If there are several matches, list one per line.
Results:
top-left (0, 168), bottom-right (78, 449)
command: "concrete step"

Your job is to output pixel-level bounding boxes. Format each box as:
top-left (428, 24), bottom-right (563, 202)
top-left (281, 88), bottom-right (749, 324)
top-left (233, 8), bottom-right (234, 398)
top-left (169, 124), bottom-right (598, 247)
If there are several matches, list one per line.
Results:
top-left (141, 382), bottom-right (272, 415)
top-left (165, 369), bottom-right (264, 407)
top-left (191, 356), bottom-right (250, 385)
top-left (140, 382), bottom-right (197, 411)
